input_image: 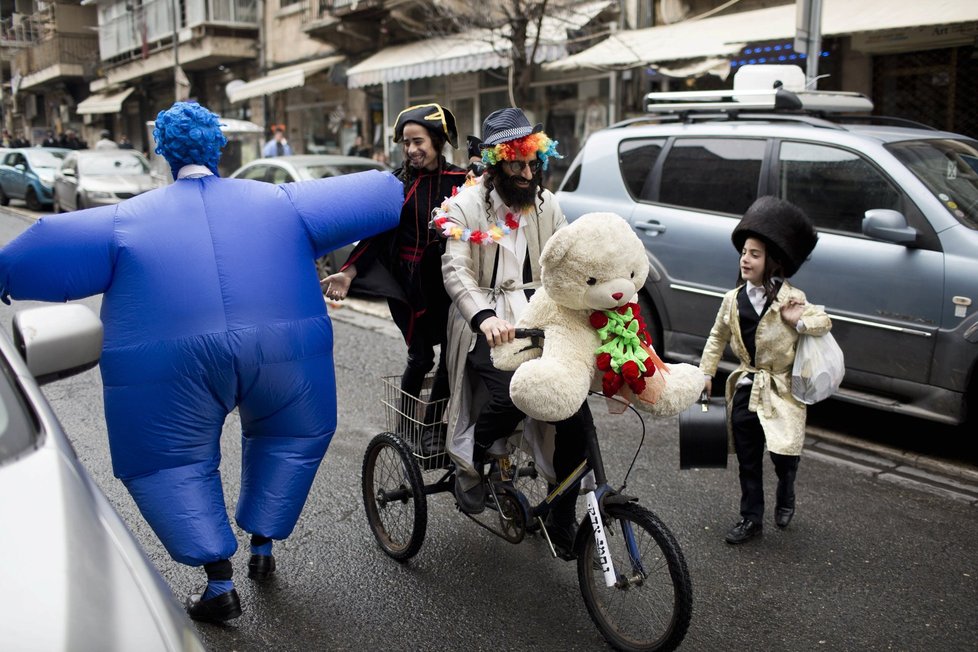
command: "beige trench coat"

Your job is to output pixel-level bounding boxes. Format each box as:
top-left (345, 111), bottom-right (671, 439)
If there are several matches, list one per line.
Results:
top-left (440, 181), bottom-right (566, 479)
top-left (699, 282), bottom-right (832, 456)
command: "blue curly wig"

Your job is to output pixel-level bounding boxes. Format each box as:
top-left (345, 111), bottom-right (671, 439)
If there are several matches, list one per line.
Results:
top-left (153, 102), bottom-right (227, 176)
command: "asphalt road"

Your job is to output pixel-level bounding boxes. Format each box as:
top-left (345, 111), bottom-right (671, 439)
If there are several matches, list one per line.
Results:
top-left (1, 207), bottom-right (976, 651)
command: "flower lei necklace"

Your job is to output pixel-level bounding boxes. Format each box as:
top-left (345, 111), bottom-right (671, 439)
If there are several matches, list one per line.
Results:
top-left (431, 179), bottom-right (530, 246)
top-left (590, 302), bottom-right (666, 398)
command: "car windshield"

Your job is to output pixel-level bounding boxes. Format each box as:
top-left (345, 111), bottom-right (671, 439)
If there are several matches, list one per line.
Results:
top-left (303, 163), bottom-right (378, 178)
top-left (886, 138), bottom-right (978, 229)
top-left (24, 150), bottom-right (64, 169)
top-left (80, 153), bottom-right (149, 176)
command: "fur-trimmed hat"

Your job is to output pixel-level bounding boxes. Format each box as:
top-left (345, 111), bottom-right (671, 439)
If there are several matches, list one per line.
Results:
top-left (393, 103), bottom-right (458, 149)
top-left (732, 196), bottom-right (817, 277)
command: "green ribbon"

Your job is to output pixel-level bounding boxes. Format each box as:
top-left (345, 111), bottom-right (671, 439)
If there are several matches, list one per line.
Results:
top-left (595, 306), bottom-right (650, 375)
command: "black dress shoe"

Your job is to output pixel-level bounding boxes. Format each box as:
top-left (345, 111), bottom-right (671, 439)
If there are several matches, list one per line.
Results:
top-left (775, 506), bottom-right (795, 529)
top-left (453, 477), bottom-right (485, 514)
top-left (725, 518), bottom-right (763, 545)
top-left (543, 513), bottom-right (579, 561)
top-left (186, 588), bottom-right (242, 623)
top-left (248, 553), bottom-right (276, 580)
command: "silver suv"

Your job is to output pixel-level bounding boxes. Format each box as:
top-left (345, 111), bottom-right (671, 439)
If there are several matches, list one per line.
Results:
top-left (556, 85), bottom-right (978, 428)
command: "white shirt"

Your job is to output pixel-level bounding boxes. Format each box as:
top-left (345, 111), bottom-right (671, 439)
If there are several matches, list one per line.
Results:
top-left (746, 281), bottom-right (767, 316)
top-left (176, 164), bottom-right (213, 180)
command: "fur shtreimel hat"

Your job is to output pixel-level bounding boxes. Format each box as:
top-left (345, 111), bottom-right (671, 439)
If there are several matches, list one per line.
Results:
top-left (732, 196), bottom-right (818, 277)
top-left (393, 103), bottom-right (459, 149)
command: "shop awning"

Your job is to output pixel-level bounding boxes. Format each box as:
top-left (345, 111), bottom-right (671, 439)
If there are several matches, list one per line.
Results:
top-left (546, 0), bottom-right (978, 72)
top-left (227, 55), bottom-right (345, 104)
top-left (75, 87), bottom-right (135, 115)
top-left (346, 1), bottom-right (614, 88)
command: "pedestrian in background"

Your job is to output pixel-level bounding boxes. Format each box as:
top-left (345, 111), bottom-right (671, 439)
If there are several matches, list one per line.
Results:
top-left (95, 130), bottom-right (118, 150)
top-left (699, 196), bottom-right (832, 545)
top-left (119, 134), bottom-right (134, 149)
top-left (263, 125), bottom-right (293, 157)
top-left (41, 130), bottom-right (59, 147)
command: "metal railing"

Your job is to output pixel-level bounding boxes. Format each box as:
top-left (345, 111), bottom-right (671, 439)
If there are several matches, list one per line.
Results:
top-left (98, 0), bottom-right (258, 61)
top-left (13, 33), bottom-right (99, 78)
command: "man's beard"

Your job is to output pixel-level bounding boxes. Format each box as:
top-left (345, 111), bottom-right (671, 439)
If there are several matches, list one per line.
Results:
top-left (496, 172), bottom-right (539, 210)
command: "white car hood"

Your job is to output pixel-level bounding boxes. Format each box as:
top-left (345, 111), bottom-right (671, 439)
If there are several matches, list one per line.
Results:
top-left (0, 442), bottom-right (200, 651)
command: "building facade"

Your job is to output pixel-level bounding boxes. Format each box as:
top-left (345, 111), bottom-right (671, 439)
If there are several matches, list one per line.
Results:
top-left (0, 1), bottom-right (973, 187)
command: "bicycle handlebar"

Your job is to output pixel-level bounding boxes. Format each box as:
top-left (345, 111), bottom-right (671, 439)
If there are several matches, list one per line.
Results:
top-left (514, 328), bottom-right (546, 339)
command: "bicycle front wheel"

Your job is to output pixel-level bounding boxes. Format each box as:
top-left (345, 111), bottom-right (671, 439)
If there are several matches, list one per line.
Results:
top-left (578, 502), bottom-right (692, 652)
top-left (362, 432), bottom-right (427, 561)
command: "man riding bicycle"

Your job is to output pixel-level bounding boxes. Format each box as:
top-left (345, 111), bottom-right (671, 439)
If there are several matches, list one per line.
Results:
top-left (438, 107), bottom-right (592, 557)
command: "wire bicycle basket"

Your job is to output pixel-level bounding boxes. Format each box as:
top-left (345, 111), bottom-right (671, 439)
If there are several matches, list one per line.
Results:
top-left (381, 373), bottom-right (449, 469)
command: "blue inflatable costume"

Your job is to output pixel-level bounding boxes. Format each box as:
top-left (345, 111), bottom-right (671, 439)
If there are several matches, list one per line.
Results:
top-left (0, 102), bottom-right (402, 622)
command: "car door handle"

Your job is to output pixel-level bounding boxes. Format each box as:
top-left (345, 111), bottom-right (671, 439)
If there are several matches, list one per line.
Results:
top-left (634, 221), bottom-right (666, 235)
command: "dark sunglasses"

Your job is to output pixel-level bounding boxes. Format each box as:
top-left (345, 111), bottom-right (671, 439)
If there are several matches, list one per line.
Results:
top-left (468, 161), bottom-right (486, 176)
top-left (501, 159), bottom-right (542, 174)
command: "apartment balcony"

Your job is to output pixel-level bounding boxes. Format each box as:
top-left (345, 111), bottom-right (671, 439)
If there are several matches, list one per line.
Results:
top-left (303, 0), bottom-right (433, 55)
top-left (98, 0), bottom-right (259, 87)
top-left (14, 33), bottom-right (100, 91)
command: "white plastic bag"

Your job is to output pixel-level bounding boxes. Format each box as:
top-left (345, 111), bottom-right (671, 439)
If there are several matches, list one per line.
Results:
top-left (791, 332), bottom-right (845, 405)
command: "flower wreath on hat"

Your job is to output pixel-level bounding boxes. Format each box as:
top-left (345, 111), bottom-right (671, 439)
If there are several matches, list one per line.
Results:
top-left (431, 132), bottom-right (562, 246)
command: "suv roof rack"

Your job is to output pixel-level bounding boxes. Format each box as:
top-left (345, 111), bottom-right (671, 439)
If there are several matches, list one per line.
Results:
top-left (609, 112), bottom-right (848, 131)
top-left (644, 88), bottom-right (874, 118)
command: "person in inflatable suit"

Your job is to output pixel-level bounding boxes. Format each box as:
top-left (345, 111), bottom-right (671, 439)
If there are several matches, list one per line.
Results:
top-left (0, 102), bottom-right (402, 623)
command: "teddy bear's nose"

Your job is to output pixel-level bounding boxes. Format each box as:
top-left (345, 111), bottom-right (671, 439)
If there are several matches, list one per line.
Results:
top-left (612, 292), bottom-right (624, 300)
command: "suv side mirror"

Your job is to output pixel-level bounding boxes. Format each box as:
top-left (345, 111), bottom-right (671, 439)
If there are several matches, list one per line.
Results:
top-left (863, 209), bottom-right (917, 245)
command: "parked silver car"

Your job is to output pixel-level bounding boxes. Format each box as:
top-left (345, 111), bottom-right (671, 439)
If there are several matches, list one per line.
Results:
top-left (229, 154), bottom-right (391, 282)
top-left (557, 79), bottom-right (978, 428)
top-left (53, 149), bottom-right (163, 212)
top-left (0, 304), bottom-right (204, 651)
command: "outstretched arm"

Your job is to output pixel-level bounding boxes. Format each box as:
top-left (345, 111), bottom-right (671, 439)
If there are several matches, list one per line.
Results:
top-left (0, 205), bottom-right (117, 304)
top-left (286, 170), bottom-right (402, 259)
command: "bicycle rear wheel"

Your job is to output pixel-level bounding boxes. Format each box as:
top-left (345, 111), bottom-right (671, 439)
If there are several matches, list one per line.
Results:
top-left (578, 502), bottom-right (692, 652)
top-left (362, 432), bottom-right (427, 561)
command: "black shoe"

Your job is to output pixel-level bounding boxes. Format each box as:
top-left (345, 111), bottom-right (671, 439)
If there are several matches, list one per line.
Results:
top-left (186, 588), bottom-right (242, 623)
top-left (725, 518), bottom-right (763, 545)
top-left (454, 477), bottom-right (485, 514)
top-left (544, 513), bottom-right (579, 561)
top-left (248, 554), bottom-right (276, 580)
top-left (775, 506), bottom-right (795, 529)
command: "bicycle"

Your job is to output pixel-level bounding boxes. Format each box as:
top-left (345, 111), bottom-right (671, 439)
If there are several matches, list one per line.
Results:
top-left (361, 329), bottom-right (693, 652)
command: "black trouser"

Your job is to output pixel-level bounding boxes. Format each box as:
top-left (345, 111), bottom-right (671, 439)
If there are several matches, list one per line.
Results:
top-left (390, 302), bottom-right (449, 425)
top-left (731, 385), bottom-right (800, 524)
top-left (467, 335), bottom-right (591, 521)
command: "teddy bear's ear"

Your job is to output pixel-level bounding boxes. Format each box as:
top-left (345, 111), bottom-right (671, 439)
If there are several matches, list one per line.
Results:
top-left (540, 225), bottom-right (574, 270)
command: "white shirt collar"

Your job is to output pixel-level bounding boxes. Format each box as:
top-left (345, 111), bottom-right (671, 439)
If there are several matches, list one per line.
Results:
top-left (176, 164), bottom-right (214, 179)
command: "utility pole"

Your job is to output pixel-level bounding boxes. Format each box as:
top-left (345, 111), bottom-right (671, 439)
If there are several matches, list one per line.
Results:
top-left (794, 0), bottom-right (823, 88)
top-left (171, 0), bottom-right (179, 102)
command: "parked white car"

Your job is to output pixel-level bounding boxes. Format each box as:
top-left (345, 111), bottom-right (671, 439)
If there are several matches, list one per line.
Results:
top-left (0, 303), bottom-right (204, 651)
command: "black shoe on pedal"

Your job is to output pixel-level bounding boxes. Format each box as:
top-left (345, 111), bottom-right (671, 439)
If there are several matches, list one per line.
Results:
top-left (454, 477), bottom-right (485, 514)
top-left (544, 513), bottom-right (579, 561)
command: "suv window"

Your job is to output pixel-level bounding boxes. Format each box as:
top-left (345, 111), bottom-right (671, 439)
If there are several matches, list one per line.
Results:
top-left (619, 138), bottom-right (665, 199)
top-left (886, 138), bottom-right (978, 229)
top-left (659, 138), bottom-right (765, 214)
top-left (778, 141), bottom-right (902, 234)
top-left (240, 165), bottom-right (268, 181)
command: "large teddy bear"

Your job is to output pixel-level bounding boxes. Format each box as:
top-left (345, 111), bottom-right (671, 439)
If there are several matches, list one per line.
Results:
top-left (492, 212), bottom-right (703, 422)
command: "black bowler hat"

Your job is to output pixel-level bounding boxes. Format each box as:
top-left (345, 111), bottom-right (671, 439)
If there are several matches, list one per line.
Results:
top-left (480, 108), bottom-right (543, 147)
top-left (393, 103), bottom-right (458, 148)
top-left (732, 196), bottom-right (818, 277)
